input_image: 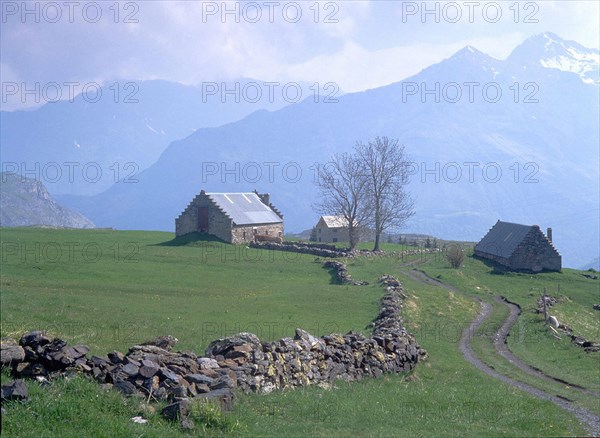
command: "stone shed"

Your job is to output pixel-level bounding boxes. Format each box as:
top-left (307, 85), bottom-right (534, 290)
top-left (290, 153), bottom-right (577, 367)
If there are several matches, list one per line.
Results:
top-left (314, 215), bottom-right (350, 243)
top-left (474, 220), bottom-right (561, 272)
top-left (175, 190), bottom-right (283, 244)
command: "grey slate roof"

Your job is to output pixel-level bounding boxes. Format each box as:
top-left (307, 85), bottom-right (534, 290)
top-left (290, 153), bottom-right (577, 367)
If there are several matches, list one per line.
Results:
top-left (207, 193), bottom-right (282, 226)
top-left (475, 220), bottom-right (533, 259)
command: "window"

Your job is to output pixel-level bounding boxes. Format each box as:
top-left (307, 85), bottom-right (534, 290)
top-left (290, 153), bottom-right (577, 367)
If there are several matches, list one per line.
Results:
top-left (333, 238), bottom-right (338, 242)
top-left (318, 228), bottom-right (321, 234)
top-left (333, 229), bottom-right (338, 233)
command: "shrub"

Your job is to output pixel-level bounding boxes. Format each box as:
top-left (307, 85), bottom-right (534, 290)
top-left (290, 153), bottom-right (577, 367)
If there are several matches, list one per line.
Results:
top-left (446, 245), bottom-right (465, 269)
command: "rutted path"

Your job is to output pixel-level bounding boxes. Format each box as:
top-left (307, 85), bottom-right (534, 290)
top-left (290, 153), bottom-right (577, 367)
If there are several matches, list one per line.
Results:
top-left (401, 268), bottom-right (600, 436)
top-left (493, 296), bottom-right (600, 398)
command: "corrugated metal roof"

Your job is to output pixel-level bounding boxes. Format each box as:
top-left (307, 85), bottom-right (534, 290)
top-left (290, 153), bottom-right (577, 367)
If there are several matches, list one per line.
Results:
top-left (475, 220), bottom-right (533, 259)
top-left (320, 215), bottom-right (349, 228)
top-left (207, 193), bottom-right (282, 226)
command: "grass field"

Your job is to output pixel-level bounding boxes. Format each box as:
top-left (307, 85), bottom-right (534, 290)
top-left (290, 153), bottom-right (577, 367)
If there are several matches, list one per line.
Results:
top-left (419, 251), bottom-right (600, 415)
top-left (0, 228), bottom-right (378, 354)
top-left (1, 228), bottom-right (597, 436)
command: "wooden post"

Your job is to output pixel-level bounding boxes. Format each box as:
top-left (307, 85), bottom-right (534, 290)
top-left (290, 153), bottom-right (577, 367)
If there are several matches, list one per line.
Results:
top-left (542, 287), bottom-right (548, 322)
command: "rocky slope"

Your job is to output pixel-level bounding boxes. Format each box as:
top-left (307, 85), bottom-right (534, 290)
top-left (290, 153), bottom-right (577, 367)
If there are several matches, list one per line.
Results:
top-left (0, 173), bottom-right (94, 228)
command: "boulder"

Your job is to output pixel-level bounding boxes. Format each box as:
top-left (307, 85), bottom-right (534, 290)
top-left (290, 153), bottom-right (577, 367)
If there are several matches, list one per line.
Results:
top-left (107, 351), bottom-right (125, 364)
top-left (0, 338), bottom-right (25, 366)
top-left (197, 389), bottom-right (235, 412)
top-left (114, 380), bottom-right (139, 396)
top-left (1, 379), bottom-right (28, 402)
top-left (547, 316), bottom-right (560, 328)
top-left (205, 333), bottom-right (261, 358)
top-left (139, 359), bottom-right (159, 378)
top-left (162, 398), bottom-right (189, 421)
top-left (122, 363), bottom-right (140, 377)
top-left (184, 374), bottom-right (215, 386)
top-left (19, 331), bottom-right (51, 349)
top-left (140, 335), bottom-right (178, 352)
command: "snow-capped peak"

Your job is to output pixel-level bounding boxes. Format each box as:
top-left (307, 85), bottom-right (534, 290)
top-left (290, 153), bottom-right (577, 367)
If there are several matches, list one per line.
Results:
top-left (508, 32), bottom-right (599, 85)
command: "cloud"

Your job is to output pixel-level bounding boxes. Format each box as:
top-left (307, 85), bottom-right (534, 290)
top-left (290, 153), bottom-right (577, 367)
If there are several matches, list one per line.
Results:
top-left (1, 0), bottom-right (597, 110)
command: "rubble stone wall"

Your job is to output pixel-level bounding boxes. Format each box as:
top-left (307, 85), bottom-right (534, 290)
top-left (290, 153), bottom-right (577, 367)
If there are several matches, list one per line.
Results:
top-left (1, 276), bottom-right (426, 415)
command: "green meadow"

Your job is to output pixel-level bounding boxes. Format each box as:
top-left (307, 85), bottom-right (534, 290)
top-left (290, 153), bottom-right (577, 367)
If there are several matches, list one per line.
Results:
top-left (0, 228), bottom-right (597, 436)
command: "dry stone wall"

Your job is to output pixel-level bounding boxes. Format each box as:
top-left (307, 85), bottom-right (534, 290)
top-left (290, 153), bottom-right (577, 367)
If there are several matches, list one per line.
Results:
top-left (249, 241), bottom-right (349, 257)
top-left (1, 276), bottom-right (426, 425)
top-left (250, 241), bottom-right (442, 260)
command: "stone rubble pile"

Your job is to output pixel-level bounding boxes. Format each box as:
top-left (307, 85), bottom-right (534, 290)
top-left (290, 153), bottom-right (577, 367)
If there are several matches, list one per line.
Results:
top-left (1, 275), bottom-right (426, 428)
top-left (569, 335), bottom-right (600, 353)
top-left (535, 295), bottom-right (558, 313)
top-left (531, 295), bottom-right (599, 353)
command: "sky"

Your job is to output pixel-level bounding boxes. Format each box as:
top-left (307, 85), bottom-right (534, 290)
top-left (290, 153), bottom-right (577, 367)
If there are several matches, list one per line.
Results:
top-left (1, 0), bottom-right (599, 110)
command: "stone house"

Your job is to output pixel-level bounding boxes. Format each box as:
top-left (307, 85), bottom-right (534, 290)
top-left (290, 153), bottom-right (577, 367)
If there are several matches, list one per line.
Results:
top-left (175, 190), bottom-right (283, 244)
top-left (315, 215), bottom-right (350, 243)
top-left (474, 220), bottom-right (561, 272)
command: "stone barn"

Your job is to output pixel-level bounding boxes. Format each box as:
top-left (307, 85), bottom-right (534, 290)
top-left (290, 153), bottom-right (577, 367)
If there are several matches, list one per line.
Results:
top-left (175, 190), bottom-right (283, 244)
top-left (474, 220), bottom-right (561, 272)
top-left (315, 215), bottom-right (350, 243)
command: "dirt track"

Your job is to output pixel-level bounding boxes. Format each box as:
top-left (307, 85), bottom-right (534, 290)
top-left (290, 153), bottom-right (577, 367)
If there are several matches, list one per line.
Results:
top-left (492, 296), bottom-right (600, 397)
top-left (401, 268), bottom-right (600, 436)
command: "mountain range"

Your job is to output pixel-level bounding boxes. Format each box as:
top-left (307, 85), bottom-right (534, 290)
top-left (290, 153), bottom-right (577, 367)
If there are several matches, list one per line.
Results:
top-left (2, 33), bottom-right (598, 268)
top-left (0, 79), bottom-right (304, 195)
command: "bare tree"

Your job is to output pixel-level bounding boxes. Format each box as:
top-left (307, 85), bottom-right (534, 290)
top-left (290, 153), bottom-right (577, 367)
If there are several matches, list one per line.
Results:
top-left (355, 136), bottom-right (415, 251)
top-left (313, 153), bottom-right (369, 250)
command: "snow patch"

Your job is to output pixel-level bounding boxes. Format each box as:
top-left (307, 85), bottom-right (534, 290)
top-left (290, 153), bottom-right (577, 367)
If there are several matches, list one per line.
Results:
top-left (146, 124), bottom-right (162, 134)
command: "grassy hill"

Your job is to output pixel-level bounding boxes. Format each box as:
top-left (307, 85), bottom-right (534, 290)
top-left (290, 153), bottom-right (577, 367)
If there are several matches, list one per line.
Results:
top-left (1, 228), bottom-right (597, 436)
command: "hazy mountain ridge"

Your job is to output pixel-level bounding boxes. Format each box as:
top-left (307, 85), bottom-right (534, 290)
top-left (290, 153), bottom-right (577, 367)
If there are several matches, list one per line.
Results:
top-left (0, 173), bottom-right (95, 228)
top-left (0, 79), bottom-right (308, 196)
top-left (54, 33), bottom-right (599, 267)
top-left (580, 258), bottom-right (600, 271)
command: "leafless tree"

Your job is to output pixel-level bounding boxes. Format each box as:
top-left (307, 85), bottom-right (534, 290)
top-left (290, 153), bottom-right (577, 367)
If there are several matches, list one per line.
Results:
top-left (313, 153), bottom-right (369, 249)
top-left (356, 136), bottom-right (415, 251)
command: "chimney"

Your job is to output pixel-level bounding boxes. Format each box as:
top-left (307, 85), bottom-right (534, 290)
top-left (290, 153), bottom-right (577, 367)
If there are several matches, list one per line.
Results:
top-left (258, 193), bottom-right (270, 206)
top-left (547, 227), bottom-right (553, 242)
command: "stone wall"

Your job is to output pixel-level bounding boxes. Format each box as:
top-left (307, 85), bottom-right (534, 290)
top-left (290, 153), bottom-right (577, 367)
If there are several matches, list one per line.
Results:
top-left (175, 191), bottom-right (232, 241)
top-left (509, 226), bottom-right (561, 272)
top-left (316, 225), bottom-right (350, 243)
top-left (1, 276), bottom-right (426, 424)
top-left (249, 241), bottom-right (349, 257)
top-left (251, 241), bottom-right (442, 260)
top-left (322, 260), bottom-right (368, 285)
top-left (231, 223), bottom-right (284, 245)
